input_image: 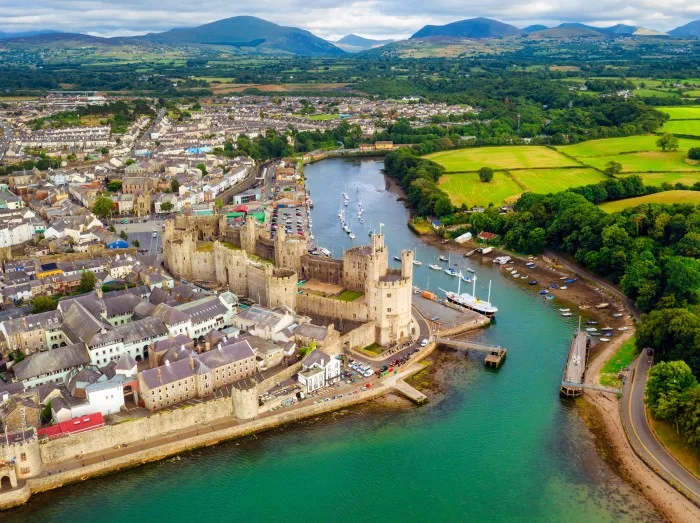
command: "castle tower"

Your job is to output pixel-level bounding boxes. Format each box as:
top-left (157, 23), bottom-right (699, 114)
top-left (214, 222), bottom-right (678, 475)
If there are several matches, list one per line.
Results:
top-left (241, 215), bottom-right (257, 254)
top-left (401, 249), bottom-right (414, 281)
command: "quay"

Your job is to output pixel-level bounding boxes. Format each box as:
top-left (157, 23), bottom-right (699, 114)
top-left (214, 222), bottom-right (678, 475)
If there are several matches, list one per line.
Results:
top-left (435, 337), bottom-right (507, 369)
top-left (560, 331), bottom-right (589, 397)
top-left (393, 379), bottom-right (428, 404)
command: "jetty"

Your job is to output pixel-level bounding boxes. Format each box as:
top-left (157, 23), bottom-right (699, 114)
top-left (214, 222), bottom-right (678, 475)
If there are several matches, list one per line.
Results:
top-left (393, 380), bottom-right (428, 404)
top-left (560, 331), bottom-right (589, 397)
top-left (435, 337), bottom-right (507, 369)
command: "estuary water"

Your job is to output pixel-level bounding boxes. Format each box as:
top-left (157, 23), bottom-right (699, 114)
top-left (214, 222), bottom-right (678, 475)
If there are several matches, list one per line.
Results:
top-left (6, 158), bottom-right (658, 522)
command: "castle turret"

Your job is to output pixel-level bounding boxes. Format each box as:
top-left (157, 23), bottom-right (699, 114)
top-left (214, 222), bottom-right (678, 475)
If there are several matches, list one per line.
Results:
top-left (401, 249), bottom-right (414, 281)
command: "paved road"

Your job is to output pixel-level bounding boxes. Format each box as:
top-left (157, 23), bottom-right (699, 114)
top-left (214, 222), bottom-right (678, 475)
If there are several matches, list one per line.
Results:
top-left (544, 248), bottom-right (641, 322)
top-left (131, 107), bottom-right (165, 153)
top-left (622, 353), bottom-right (700, 505)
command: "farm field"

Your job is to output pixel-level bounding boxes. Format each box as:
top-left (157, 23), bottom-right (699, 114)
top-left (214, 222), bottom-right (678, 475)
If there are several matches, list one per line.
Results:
top-left (657, 106), bottom-right (700, 120)
top-left (426, 146), bottom-right (578, 172)
top-left (635, 88), bottom-right (680, 98)
top-left (513, 168), bottom-right (607, 193)
top-left (556, 135), bottom-right (698, 157)
top-left (583, 151), bottom-right (698, 172)
top-left (660, 120), bottom-right (700, 136)
top-left (618, 172), bottom-right (700, 187)
top-left (599, 191), bottom-right (700, 212)
top-left (438, 171), bottom-right (522, 207)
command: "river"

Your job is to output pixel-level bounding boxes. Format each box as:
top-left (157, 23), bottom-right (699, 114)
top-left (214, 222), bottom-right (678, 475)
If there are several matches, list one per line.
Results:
top-left (6, 158), bottom-right (658, 522)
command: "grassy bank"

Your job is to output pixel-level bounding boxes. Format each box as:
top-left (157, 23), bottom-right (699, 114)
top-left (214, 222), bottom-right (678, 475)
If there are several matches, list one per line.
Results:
top-left (599, 337), bottom-right (638, 388)
top-left (649, 416), bottom-right (700, 479)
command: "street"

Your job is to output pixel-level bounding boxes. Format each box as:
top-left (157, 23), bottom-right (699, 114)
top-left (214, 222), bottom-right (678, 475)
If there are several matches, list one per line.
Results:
top-left (622, 353), bottom-right (700, 505)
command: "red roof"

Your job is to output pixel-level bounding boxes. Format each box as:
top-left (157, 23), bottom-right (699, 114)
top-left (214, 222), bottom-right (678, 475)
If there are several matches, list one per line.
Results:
top-left (477, 231), bottom-right (499, 240)
top-left (38, 413), bottom-right (105, 440)
top-left (234, 205), bottom-right (249, 212)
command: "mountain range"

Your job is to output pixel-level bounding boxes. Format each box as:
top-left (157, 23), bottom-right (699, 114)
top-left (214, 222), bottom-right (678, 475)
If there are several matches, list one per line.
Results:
top-left (334, 34), bottom-right (394, 52)
top-left (0, 15), bottom-right (699, 57)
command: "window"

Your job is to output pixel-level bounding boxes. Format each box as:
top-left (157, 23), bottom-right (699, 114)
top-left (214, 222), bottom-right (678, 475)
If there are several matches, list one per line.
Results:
top-left (20, 453), bottom-right (27, 461)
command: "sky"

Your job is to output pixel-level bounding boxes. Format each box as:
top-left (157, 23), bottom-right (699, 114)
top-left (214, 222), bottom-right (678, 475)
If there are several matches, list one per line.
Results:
top-left (0, 0), bottom-right (698, 39)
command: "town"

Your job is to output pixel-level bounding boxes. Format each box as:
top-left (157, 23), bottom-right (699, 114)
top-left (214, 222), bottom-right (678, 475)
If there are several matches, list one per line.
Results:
top-left (0, 92), bottom-right (488, 506)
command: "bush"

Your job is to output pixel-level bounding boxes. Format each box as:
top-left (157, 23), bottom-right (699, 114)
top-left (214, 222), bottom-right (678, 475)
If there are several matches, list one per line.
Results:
top-left (689, 147), bottom-right (700, 160)
top-left (478, 167), bottom-right (494, 183)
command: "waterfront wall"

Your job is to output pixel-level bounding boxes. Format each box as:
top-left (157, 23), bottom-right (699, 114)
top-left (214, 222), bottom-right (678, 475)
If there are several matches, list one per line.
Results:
top-left (39, 396), bottom-right (234, 464)
top-left (1, 380), bottom-right (395, 510)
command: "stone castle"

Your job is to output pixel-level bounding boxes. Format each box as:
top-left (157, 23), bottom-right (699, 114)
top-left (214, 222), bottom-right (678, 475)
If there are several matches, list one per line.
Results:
top-left (163, 215), bottom-right (414, 346)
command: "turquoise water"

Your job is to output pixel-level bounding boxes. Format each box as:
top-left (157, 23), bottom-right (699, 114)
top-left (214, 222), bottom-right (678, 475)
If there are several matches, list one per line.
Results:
top-left (5, 159), bottom-right (658, 522)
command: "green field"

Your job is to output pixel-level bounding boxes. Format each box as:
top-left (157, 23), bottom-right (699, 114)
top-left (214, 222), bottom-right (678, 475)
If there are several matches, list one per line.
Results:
top-left (556, 135), bottom-right (676, 157)
top-left (439, 171), bottom-right (523, 207)
top-left (635, 88), bottom-right (680, 98)
top-left (513, 168), bottom-right (608, 193)
top-left (599, 191), bottom-right (700, 212)
top-left (657, 106), bottom-right (700, 120)
top-left (426, 146), bottom-right (578, 172)
top-left (618, 172), bottom-right (700, 187)
top-left (584, 151), bottom-right (698, 172)
top-left (307, 114), bottom-right (340, 121)
top-left (660, 119), bottom-right (700, 137)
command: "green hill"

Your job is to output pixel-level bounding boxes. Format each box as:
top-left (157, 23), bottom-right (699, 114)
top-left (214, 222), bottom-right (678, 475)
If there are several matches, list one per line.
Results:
top-left (138, 16), bottom-right (345, 56)
top-left (669, 20), bottom-right (700, 37)
top-left (411, 17), bottom-right (521, 39)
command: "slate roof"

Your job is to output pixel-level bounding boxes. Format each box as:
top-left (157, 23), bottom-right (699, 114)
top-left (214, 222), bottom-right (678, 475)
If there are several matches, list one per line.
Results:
top-left (150, 303), bottom-right (190, 326)
top-left (113, 317), bottom-right (168, 344)
top-left (62, 302), bottom-right (107, 346)
top-left (176, 297), bottom-right (227, 324)
top-left (104, 293), bottom-right (141, 318)
top-left (295, 323), bottom-right (329, 341)
top-left (302, 349), bottom-right (333, 369)
top-left (13, 343), bottom-right (90, 381)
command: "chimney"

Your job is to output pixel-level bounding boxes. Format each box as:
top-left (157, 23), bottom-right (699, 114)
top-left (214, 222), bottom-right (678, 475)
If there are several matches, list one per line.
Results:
top-left (189, 355), bottom-right (195, 370)
top-left (157, 368), bottom-right (162, 383)
top-left (96, 286), bottom-right (103, 299)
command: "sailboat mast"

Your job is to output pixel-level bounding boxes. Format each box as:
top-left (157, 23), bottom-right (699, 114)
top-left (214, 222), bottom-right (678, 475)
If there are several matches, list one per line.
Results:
top-left (472, 274), bottom-right (477, 297)
top-left (457, 272), bottom-right (462, 295)
top-left (488, 280), bottom-right (492, 303)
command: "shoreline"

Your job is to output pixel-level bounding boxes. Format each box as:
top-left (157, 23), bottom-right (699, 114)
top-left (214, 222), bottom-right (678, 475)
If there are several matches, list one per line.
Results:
top-left (0, 361), bottom-right (430, 511)
top-left (413, 228), bottom-right (699, 521)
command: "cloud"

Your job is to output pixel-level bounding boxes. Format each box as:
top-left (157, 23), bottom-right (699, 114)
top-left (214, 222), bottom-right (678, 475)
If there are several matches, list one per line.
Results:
top-left (0, 0), bottom-right (697, 39)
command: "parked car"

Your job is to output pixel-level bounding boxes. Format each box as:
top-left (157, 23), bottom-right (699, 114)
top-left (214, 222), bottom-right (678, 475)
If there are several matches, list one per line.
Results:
top-left (420, 339), bottom-right (429, 347)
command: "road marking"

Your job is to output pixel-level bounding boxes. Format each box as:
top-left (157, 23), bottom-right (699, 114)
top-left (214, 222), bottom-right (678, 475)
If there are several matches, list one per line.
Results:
top-left (626, 356), bottom-right (700, 501)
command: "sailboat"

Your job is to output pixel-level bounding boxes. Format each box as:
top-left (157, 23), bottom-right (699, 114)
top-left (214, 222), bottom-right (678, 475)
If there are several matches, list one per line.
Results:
top-left (440, 274), bottom-right (498, 317)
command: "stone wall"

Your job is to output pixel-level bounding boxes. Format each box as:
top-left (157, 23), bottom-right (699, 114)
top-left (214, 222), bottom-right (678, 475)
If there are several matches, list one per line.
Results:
top-left (190, 250), bottom-right (216, 282)
top-left (339, 321), bottom-right (376, 351)
top-left (39, 396), bottom-right (234, 464)
top-left (255, 238), bottom-right (275, 262)
top-left (300, 255), bottom-right (344, 285)
top-left (297, 293), bottom-right (368, 323)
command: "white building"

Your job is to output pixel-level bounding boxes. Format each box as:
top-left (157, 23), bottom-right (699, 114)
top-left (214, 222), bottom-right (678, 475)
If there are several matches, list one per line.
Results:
top-left (297, 349), bottom-right (341, 393)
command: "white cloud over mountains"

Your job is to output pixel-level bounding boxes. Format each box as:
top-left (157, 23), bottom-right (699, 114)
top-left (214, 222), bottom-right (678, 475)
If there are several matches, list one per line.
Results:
top-left (0, 0), bottom-right (698, 39)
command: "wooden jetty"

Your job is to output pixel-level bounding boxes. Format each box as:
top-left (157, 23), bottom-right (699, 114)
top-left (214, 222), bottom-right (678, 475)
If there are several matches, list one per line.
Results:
top-left (435, 337), bottom-right (507, 369)
top-left (560, 331), bottom-right (589, 397)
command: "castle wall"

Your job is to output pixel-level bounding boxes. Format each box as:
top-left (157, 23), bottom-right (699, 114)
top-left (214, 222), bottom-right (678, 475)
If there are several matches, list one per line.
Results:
top-left (297, 293), bottom-right (368, 323)
top-left (267, 268), bottom-right (297, 310)
top-left (255, 238), bottom-right (275, 262)
top-left (190, 251), bottom-right (216, 282)
top-left (300, 255), bottom-right (344, 285)
top-left (339, 321), bottom-right (376, 352)
top-left (39, 396), bottom-right (234, 464)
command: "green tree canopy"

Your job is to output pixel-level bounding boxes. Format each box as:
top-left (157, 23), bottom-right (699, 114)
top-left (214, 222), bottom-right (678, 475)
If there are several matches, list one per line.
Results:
top-left (31, 295), bottom-right (58, 314)
top-left (77, 270), bottom-right (98, 294)
top-left (93, 196), bottom-right (115, 219)
top-left (478, 166), bottom-right (494, 183)
top-left (657, 133), bottom-right (679, 152)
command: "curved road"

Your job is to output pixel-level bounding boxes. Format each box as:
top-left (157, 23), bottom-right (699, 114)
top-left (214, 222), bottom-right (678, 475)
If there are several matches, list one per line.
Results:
top-left (622, 353), bottom-right (700, 506)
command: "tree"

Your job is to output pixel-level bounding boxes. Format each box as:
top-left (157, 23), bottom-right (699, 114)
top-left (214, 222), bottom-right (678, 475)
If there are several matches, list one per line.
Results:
top-left (160, 201), bottom-right (173, 212)
top-left (132, 239), bottom-right (140, 248)
top-left (107, 180), bottom-right (122, 192)
top-left (196, 163), bottom-right (207, 176)
top-left (170, 179), bottom-right (180, 193)
top-left (77, 270), bottom-right (98, 294)
top-left (603, 160), bottom-right (623, 177)
top-left (645, 361), bottom-right (697, 419)
top-left (657, 133), bottom-right (679, 152)
top-left (100, 147), bottom-right (109, 155)
top-left (119, 230), bottom-right (128, 240)
top-left (31, 295), bottom-right (58, 314)
top-left (92, 196), bottom-right (115, 219)
top-left (108, 224), bottom-right (116, 233)
top-left (478, 167), bottom-right (494, 183)
top-left (434, 196), bottom-right (453, 217)
top-left (688, 147), bottom-right (700, 160)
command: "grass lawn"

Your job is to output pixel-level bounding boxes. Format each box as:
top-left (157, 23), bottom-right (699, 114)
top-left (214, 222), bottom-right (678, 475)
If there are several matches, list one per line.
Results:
top-left (307, 114), bottom-right (340, 121)
top-left (599, 191), bottom-right (700, 212)
top-left (649, 417), bottom-right (700, 479)
top-left (334, 290), bottom-right (363, 302)
top-left (661, 119), bottom-right (700, 137)
top-left (425, 146), bottom-right (578, 172)
top-left (657, 106), bottom-right (700, 120)
top-left (439, 171), bottom-right (523, 207)
top-left (512, 168), bottom-right (607, 193)
top-left (584, 151), bottom-right (699, 172)
top-left (361, 343), bottom-right (384, 355)
top-left (195, 242), bottom-right (214, 252)
top-left (409, 217), bottom-right (433, 235)
top-left (599, 337), bottom-right (638, 388)
top-left (618, 172), bottom-right (700, 187)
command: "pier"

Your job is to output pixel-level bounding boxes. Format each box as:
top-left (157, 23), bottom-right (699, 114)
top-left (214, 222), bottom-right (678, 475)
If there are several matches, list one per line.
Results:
top-left (560, 332), bottom-right (589, 397)
top-left (435, 337), bottom-right (507, 369)
top-left (393, 380), bottom-right (428, 404)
